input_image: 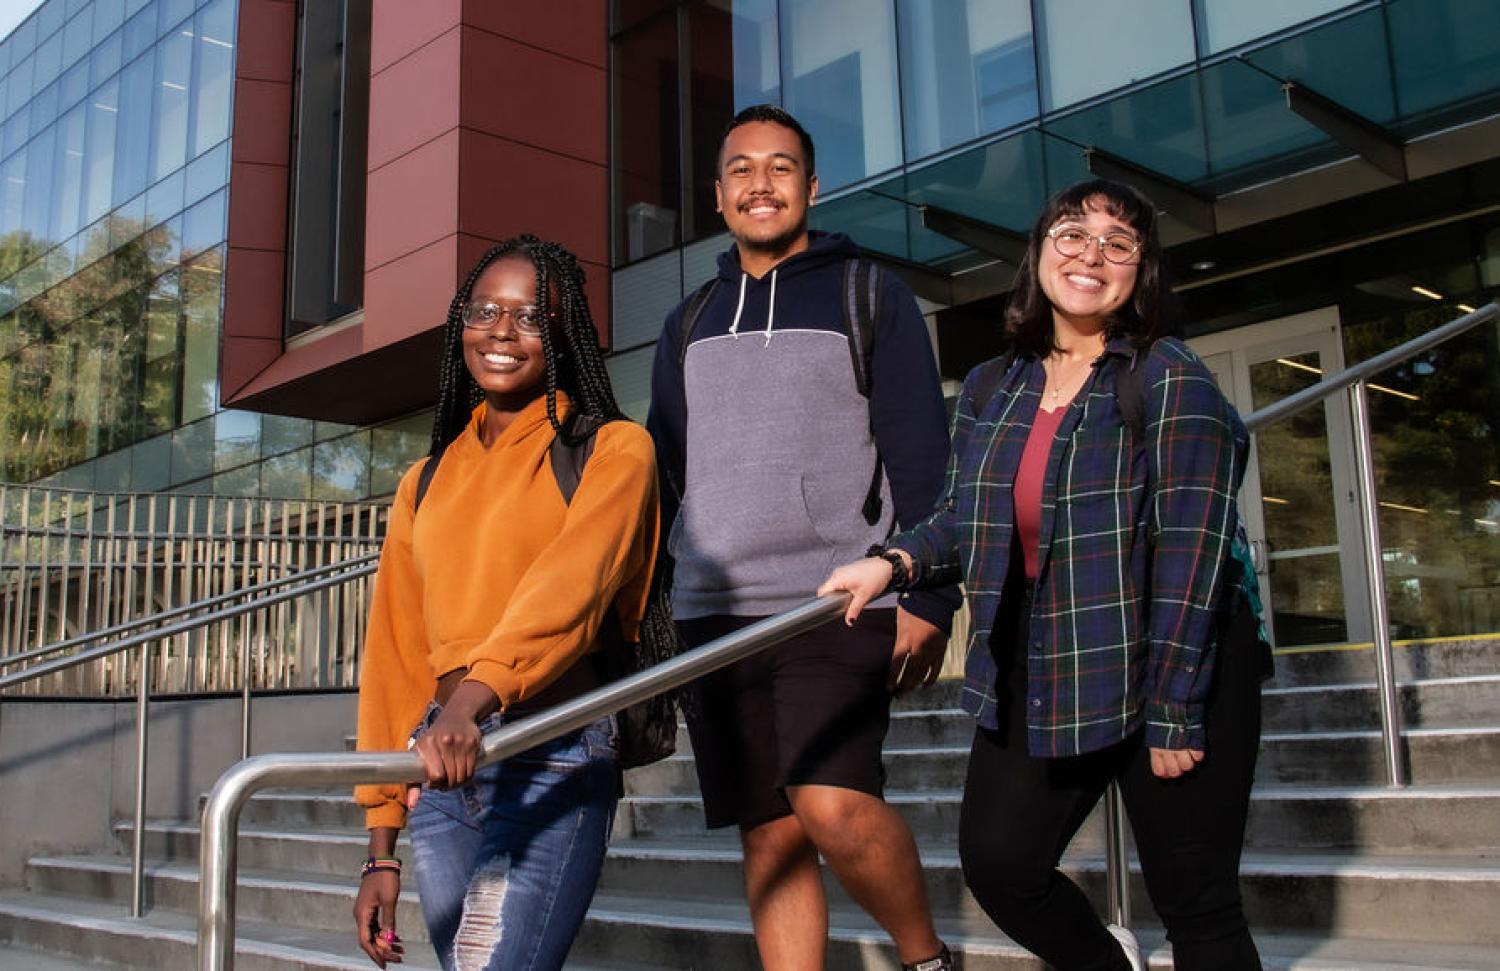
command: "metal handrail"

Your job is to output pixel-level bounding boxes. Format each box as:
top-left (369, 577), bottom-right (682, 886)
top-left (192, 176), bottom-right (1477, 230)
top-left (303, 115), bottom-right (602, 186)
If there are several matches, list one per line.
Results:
top-left (0, 551), bottom-right (381, 672)
top-left (182, 299), bottom-right (1491, 967)
top-left (0, 553), bottom-right (378, 919)
top-left (198, 595), bottom-right (851, 971)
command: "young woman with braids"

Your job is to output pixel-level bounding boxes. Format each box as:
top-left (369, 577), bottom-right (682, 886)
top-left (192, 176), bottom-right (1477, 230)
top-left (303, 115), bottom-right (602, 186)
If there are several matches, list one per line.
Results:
top-left (350, 235), bottom-right (665, 970)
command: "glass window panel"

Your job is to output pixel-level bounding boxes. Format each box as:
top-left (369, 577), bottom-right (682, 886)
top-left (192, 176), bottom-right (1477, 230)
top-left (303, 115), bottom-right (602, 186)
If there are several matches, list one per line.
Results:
top-left (1244, 6), bottom-right (1395, 124)
top-left (181, 185), bottom-right (224, 257)
top-left (612, 8), bottom-right (680, 264)
top-left (897, 0), bottom-right (1036, 161)
top-left (610, 247), bottom-right (682, 350)
top-left (13, 14), bottom-right (40, 55)
top-left (22, 124), bottom-right (57, 241)
top-left (126, 0), bottom-right (152, 20)
top-left (1194, 0), bottom-right (1356, 56)
top-left (127, 430), bottom-right (171, 490)
top-left (39, 0), bottom-right (67, 41)
top-left (52, 102), bottom-right (87, 241)
top-left (212, 464), bottom-right (258, 496)
top-left (67, 0), bottom-right (92, 19)
top-left (1034, 0), bottom-right (1195, 111)
top-left (112, 51), bottom-right (152, 205)
top-left (1, 149), bottom-right (26, 241)
top-left (1199, 58), bottom-right (1343, 193)
top-left (151, 26), bottom-right (190, 180)
top-left (604, 344), bottom-right (655, 423)
top-left (730, 0), bottom-right (780, 109)
top-left (1042, 71), bottom-right (1208, 184)
top-left (808, 185), bottom-right (913, 260)
top-left (260, 447), bottom-right (312, 499)
top-left (261, 413), bottom-right (314, 457)
top-left (94, 446), bottom-right (132, 492)
top-left (370, 412), bottom-right (429, 496)
top-left (139, 350), bottom-right (177, 435)
top-left (90, 29), bottom-right (122, 88)
top-left (1, 112), bottom-right (24, 160)
top-left (60, 57), bottom-right (89, 112)
top-left (29, 78), bottom-right (60, 139)
top-left (144, 166), bottom-right (183, 227)
top-left (183, 136), bottom-right (226, 204)
top-left (35, 32), bottom-right (64, 93)
top-left (213, 408), bottom-right (259, 471)
top-left (158, 0), bottom-right (192, 34)
top-left (122, 1), bottom-right (157, 63)
top-left (190, 0), bottom-right (233, 155)
top-left (83, 78), bottom-right (117, 224)
top-left (903, 128), bottom-right (1046, 254)
top-left (144, 268), bottom-right (179, 360)
top-left (178, 245), bottom-right (220, 421)
top-left (64, 8), bottom-right (94, 69)
top-left (779, 0), bottom-right (902, 189)
top-left (314, 419), bottom-right (354, 442)
top-left (313, 431), bottom-right (371, 500)
top-left (169, 412), bottom-right (211, 483)
top-left (8, 55), bottom-right (34, 117)
top-left (94, 0), bottom-right (125, 45)
top-left (1388, 0), bottom-right (1500, 126)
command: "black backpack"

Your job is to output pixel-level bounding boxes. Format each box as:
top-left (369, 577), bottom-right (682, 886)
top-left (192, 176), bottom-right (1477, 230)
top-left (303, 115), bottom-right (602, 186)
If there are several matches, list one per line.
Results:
top-left (676, 258), bottom-right (888, 525)
top-left (414, 412), bottom-right (678, 769)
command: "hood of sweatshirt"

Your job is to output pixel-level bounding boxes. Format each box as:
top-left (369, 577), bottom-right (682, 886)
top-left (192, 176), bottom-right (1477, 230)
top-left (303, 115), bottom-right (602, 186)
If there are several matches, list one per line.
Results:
top-left (708, 231), bottom-right (862, 345)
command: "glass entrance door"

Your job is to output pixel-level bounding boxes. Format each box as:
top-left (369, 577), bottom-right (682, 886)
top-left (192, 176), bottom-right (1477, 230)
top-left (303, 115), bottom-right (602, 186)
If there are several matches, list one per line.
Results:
top-left (1193, 307), bottom-right (1371, 647)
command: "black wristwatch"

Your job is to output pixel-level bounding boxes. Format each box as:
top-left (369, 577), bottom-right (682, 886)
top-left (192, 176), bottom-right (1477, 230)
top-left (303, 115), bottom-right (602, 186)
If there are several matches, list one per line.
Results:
top-left (866, 544), bottom-right (910, 591)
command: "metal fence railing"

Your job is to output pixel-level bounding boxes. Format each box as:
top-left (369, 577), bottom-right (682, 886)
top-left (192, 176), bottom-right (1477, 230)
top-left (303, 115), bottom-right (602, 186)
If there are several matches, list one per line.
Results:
top-left (0, 488), bottom-right (386, 696)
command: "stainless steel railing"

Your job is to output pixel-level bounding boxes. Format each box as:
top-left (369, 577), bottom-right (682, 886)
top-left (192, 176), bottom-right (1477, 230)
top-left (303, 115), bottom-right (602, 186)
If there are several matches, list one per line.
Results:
top-left (0, 488), bottom-right (385, 696)
top-left (0, 553), bottom-right (377, 918)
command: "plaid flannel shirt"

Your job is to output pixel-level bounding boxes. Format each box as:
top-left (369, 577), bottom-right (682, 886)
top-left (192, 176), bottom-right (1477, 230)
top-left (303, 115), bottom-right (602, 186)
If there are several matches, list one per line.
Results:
top-left (891, 336), bottom-right (1249, 755)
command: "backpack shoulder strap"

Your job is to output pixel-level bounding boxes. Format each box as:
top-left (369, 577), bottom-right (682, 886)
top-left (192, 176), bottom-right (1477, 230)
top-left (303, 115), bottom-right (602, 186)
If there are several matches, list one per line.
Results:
top-left (412, 445), bottom-right (447, 514)
top-left (969, 350), bottom-right (1017, 417)
top-left (843, 258), bottom-right (880, 398)
top-left (676, 278), bottom-right (722, 369)
top-left (549, 412), bottom-right (608, 505)
top-left (1112, 346), bottom-right (1149, 444)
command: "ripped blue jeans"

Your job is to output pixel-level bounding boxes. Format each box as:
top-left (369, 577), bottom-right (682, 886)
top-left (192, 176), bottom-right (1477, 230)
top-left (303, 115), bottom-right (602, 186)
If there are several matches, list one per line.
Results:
top-left (407, 706), bottom-right (619, 971)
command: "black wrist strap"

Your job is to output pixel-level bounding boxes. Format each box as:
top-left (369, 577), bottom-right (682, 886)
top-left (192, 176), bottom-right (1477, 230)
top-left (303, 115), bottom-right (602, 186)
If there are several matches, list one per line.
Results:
top-left (866, 544), bottom-right (909, 591)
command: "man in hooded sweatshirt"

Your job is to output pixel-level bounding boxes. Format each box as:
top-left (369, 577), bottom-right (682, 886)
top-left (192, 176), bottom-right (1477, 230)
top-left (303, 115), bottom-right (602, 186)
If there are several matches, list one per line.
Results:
top-left (647, 105), bottom-right (958, 971)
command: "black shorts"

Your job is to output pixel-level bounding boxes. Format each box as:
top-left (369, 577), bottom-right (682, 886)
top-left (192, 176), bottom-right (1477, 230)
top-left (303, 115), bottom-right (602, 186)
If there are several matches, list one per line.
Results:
top-left (678, 609), bottom-right (896, 830)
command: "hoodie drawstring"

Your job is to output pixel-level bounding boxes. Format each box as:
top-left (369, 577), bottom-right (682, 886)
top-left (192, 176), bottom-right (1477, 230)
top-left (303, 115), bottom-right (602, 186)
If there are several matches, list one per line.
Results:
top-left (763, 269), bottom-right (778, 347)
top-left (728, 273), bottom-right (748, 339)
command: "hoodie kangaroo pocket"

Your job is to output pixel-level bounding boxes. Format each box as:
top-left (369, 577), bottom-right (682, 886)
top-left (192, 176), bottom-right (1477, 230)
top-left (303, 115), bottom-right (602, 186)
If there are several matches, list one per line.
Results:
top-left (672, 467), bottom-right (829, 600)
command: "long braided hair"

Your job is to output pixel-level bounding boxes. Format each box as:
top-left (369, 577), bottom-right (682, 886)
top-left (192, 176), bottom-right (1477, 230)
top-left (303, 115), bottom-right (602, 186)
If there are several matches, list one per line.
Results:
top-left (430, 234), bottom-right (623, 455)
top-left (428, 235), bottom-right (688, 698)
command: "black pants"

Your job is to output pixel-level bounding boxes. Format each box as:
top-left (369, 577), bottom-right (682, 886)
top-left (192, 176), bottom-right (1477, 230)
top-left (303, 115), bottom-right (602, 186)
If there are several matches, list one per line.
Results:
top-left (958, 589), bottom-right (1264, 971)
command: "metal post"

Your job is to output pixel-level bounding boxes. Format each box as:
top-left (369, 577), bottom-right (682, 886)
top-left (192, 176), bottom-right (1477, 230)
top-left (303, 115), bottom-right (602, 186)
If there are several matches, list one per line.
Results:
top-left (1348, 380), bottom-right (1410, 787)
top-left (1103, 781), bottom-right (1132, 928)
top-left (130, 638), bottom-right (153, 917)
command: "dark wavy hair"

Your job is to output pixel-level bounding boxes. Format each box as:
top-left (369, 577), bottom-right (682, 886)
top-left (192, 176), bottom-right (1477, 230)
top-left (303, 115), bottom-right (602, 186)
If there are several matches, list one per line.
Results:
top-left (429, 235), bottom-right (623, 455)
top-left (718, 104), bottom-right (816, 178)
top-left (1004, 179), bottom-right (1175, 358)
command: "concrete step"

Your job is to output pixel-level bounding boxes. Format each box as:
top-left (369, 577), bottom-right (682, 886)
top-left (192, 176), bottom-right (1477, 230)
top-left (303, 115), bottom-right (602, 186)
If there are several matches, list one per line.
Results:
top-left (99, 809), bottom-right (1500, 948)
top-left (615, 784), bottom-right (1500, 854)
top-left (574, 889), bottom-right (1500, 970)
top-left (624, 726), bottom-right (1500, 795)
top-left (590, 841), bottom-right (1500, 947)
top-left (1268, 636), bottom-right (1500, 688)
top-left (0, 887), bottom-right (664, 970)
top-left (0, 888), bottom-right (442, 971)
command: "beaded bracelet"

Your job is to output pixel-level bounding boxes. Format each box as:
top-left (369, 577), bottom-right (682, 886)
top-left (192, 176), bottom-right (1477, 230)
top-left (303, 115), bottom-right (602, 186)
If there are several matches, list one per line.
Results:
top-left (360, 856), bottom-right (402, 879)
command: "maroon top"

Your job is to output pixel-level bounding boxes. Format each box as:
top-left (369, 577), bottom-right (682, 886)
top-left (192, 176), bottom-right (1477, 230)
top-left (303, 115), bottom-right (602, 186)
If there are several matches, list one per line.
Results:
top-left (1014, 404), bottom-right (1068, 579)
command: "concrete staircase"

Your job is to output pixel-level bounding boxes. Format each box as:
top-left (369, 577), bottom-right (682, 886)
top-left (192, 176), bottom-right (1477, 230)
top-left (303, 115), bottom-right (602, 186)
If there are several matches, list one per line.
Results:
top-left (3, 638), bottom-right (1500, 969)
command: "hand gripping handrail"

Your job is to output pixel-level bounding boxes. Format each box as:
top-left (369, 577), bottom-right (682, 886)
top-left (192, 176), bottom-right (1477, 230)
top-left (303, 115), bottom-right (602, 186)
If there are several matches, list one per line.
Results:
top-left (196, 301), bottom-right (1500, 967)
top-left (198, 594), bottom-right (850, 971)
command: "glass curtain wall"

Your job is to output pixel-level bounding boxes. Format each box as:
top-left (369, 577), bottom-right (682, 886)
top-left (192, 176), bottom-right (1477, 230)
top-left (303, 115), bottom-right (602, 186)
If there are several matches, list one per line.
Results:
top-left (0, 0), bottom-right (427, 499)
top-left (609, 0), bottom-right (1361, 267)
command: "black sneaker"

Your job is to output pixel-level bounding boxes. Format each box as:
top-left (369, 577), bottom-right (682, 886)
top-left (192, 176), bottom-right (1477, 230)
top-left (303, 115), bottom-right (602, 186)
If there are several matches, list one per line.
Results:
top-left (902, 943), bottom-right (953, 971)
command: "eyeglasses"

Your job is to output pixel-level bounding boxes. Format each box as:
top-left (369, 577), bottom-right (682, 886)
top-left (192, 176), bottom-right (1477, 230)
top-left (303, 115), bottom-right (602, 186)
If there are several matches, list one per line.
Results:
top-left (1046, 225), bottom-right (1141, 265)
top-left (461, 302), bottom-right (548, 336)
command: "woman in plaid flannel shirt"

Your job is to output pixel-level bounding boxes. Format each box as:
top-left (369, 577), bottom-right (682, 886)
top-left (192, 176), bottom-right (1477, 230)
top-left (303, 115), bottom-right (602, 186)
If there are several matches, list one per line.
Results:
top-left (822, 179), bottom-right (1266, 971)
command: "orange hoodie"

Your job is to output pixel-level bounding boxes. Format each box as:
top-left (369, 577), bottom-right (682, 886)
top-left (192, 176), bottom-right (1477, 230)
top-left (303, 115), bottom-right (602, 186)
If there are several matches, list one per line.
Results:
top-left (354, 396), bottom-right (659, 829)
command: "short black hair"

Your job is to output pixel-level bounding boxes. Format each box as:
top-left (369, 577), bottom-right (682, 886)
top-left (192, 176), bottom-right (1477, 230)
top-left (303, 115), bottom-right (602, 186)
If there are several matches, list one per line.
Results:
top-left (718, 104), bottom-right (816, 178)
top-left (1004, 178), bottom-right (1177, 357)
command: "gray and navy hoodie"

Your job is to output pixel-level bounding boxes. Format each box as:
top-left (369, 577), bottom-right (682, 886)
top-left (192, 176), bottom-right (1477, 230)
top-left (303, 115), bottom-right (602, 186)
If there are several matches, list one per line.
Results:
top-left (646, 231), bottom-right (959, 631)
